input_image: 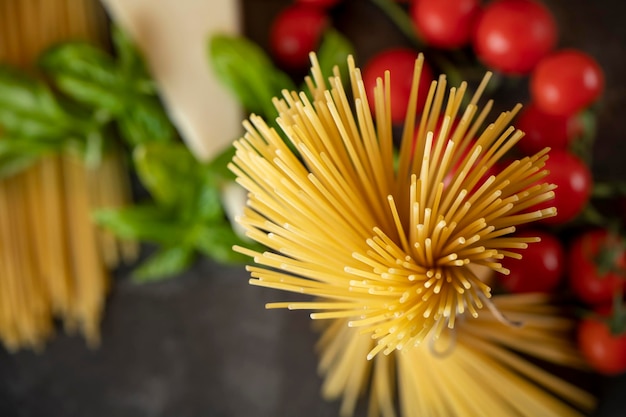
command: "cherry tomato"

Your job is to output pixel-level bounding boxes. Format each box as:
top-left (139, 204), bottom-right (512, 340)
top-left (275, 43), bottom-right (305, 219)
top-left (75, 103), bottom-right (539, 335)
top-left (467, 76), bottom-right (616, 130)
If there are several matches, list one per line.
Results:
top-left (577, 316), bottom-right (626, 375)
top-left (515, 103), bottom-right (582, 156)
top-left (295, 0), bottom-right (341, 9)
top-left (531, 150), bottom-right (592, 225)
top-left (362, 48), bottom-right (434, 125)
top-left (473, 0), bottom-right (557, 74)
top-left (568, 229), bottom-right (626, 305)
top-left (499, 230), bottom-right (565, 293)
top-left (269, 5), bottom-right (329, 70)
top-left (410, 0), bottom-right (481, 49)
top-left (530, 49), bottom-right (604, 116)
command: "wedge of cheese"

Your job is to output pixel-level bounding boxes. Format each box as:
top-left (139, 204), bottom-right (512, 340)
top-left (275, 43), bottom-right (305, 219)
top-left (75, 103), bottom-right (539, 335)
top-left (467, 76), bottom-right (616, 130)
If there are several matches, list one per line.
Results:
top-left (100, 0), bottom-right (242, 162)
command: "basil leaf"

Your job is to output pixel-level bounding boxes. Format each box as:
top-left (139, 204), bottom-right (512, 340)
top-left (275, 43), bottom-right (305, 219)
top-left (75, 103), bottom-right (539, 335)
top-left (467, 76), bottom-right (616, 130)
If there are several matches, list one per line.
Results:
top-left (132, 246), bottom-right (195, 282)
top-left (195, 223), bottom-right (258, 264)
top-left (93, 204), bottom-right (186, 244)
top-left (206, 144), bottom-right (236, 183)
top-left (195, 183), bottom-right (224, 223)
top-left (132, 142), bottom-right (201, 209)
top-left (111, 26), bottom-right (176, 145)
top-left (39, 41), bottom-right (175, 147)
top-left (38, 42), bottom-right (127, 112)
top-left (0, 138), bottom-right (54, 177)
top-left (117, 98), bottom-right (176, 146)
top-left (0, 65), bottom-right (91, 140)
top-left (111, 25), bottom-right (154, 92)
top-left (208, 34), bottom-right (294, 119)
top-left (0, 153), bottom-right (39, 178)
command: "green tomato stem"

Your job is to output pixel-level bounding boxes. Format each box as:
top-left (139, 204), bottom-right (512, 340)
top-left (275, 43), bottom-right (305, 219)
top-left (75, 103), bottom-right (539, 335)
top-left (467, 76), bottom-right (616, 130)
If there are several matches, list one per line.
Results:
top-left (370, 0), bottom-right (423, 47)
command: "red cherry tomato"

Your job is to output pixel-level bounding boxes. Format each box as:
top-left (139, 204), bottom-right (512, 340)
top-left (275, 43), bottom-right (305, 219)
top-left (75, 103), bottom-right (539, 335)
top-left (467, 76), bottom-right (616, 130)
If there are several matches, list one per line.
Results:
top-left (530, 49), bottom-right (604, 116)
top-left (531, 150), bottom-right (592, 225)
top-left (362, 48), bottom-right (434, 125)
top-left (295, 0), bottom-right (341, 9)
top-left (410, 0), bottom-right (481, 49)
top-left (499, 230), bottom-right (565, 293)
top-left (515, 103), bottom-right (582, 155)
top-left (473, 0), bottom-right (557, 74)
top-left (269, 5), bottom-right (329, 70)
top-left (568, 229), bottom-right (626, 305)
top-left (578, 316), bottom-right (626, 375)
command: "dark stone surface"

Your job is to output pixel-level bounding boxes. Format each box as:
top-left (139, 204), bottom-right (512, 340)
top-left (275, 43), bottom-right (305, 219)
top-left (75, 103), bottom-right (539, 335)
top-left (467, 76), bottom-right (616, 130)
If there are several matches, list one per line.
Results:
top-left (2, 1), bottom-right (626, 416)
top-left (0, 258), bottom-right (341, 417)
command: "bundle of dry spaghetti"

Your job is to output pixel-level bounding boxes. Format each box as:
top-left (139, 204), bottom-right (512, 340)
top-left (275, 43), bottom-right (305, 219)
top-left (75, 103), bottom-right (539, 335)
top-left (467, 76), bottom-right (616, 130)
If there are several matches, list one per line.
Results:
top-left (316, 292), bottom-right (595, 417)
top-left (229, 53), bottom-right (595, 416)
top-left (0, 0), bottom-right (137, 351)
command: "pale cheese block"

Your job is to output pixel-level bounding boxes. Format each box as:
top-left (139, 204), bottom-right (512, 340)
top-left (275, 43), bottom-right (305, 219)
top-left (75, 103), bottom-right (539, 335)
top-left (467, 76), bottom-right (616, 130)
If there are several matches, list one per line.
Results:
top-left (100, 0), bottom-right (249, 238)
top-left (99, 0), bottom-right (243, 162)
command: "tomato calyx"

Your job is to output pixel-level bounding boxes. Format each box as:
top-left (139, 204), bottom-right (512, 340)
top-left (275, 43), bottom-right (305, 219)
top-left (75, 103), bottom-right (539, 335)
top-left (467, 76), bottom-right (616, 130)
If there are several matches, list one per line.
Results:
top-left (592, 236), bottom-right (626, 277)
top-left (584, 293), bottom-right (626, 337)
top-left (568, 109), bottom-right (596, 166)
top-left (608, 300), bottom-right (626, 336)
top-left (582, 231), bottom-right (626, 334)
top-left (577, 301), bottom-right (626, 375)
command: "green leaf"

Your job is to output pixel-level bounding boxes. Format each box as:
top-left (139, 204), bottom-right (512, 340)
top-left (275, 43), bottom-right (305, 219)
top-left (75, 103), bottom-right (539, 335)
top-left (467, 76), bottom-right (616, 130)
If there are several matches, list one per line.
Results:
top-left (208, 34), bottom-right (294, 119)
top-left (0, 138), bottom-right (54, 177)
top-left (93, 204), bottom-right (186, 244)
top-left (38, 42), bottom-right (127, 112)
top-left (316, 28), bottom-right (355, 87)
top-left (112, 27), bottom-right (177, 145)
top-left (195, 223), bottom-right (259, 264)
top-left (132, 142), bottom-right (201, 209)
top-left (110, 25), bottom-right (154, 91)
top-left (39, 40), bottom-right (175, 147)
top-left (195, 183), bottom-right (224, 222)
top-left (0, 65), bottom-right (103, 168)
top-left (206, 144), bottom-right (237, 183)
top-left (132, 246), bottom-right (195, 282)
top-left (0, 65), bottom-right (89, 141)
top-left (117, 98), bottom-right (176, 146)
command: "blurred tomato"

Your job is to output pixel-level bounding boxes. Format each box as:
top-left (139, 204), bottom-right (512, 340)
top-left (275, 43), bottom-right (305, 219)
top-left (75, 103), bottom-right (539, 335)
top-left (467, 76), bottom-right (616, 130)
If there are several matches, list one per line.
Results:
top-left (530, 49), bottom-right (604, 116)
top-left (578, 316), bottom-right (626, 375)
top-left (515, 103), bottom-right (582, 155)
top-left (499, 229), bottom-right (565, 293)
top-left (532, 150), bottom-right (592, 225)
top-left (411, 0), bottom-right (481, 49)
top-left (269, 5), bottom-right (329, 70)
top-left (362, 48), bottom-right (434, 124)
top-left (473, 0), bottom-right (556, 74)
top-left (569, 229), bottom-right (626, 305)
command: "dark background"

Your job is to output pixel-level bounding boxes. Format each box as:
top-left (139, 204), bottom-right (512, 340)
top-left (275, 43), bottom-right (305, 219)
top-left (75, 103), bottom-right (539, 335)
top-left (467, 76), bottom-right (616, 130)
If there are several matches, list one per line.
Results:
top-left (1, 0), bottom-right (626, 416)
